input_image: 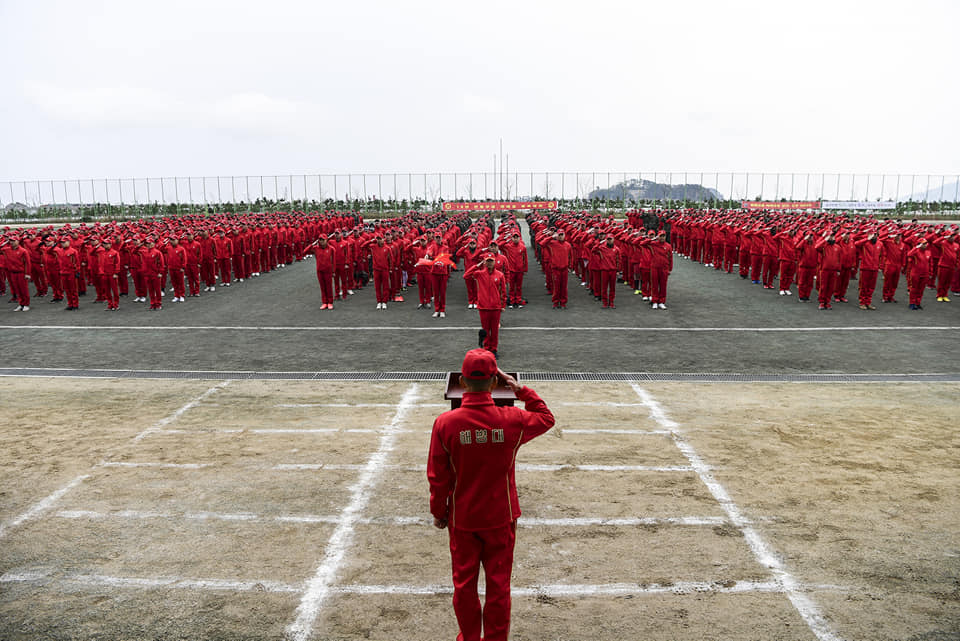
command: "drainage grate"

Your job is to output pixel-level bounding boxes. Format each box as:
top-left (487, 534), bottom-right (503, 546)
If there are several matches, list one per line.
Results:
top-left (1, 369), bottom-right (958, 383)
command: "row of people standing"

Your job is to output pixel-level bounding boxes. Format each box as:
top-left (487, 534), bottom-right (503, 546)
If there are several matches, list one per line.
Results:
top-left (668, 210), bottom-right (960, 310)
top-left (0, 212), bottom-right (362, 311)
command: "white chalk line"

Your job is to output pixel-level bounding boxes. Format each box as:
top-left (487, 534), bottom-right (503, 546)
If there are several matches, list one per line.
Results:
top-left (0, 382), bottom-right (233, 541)
top-left (0, 570), bottom-right (845, 598)
top-left (53, 509), bottom-right (730, 528)
top-left (273, 463), bottom-right (694, 473)
top-left (99, 462), bottom-right (210, 469)
top-left (0, 475), bottom-right (90, 540)
top-left (2, 324), bottom-right (958, 332)
top-left (130, 380), bottom-right (231, 443)
top-left (275, 402), bottom-right (447, 408)
top-left (285, 383), bottom-right (421, 641)
top-left (151, 427), bottom-right (385, 435)
top-left (630, 383), bottom-right (843, 641)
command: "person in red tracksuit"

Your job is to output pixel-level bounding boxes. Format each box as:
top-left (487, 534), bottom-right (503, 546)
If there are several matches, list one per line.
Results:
top-left (815, 233), bottom-right (842, 310)
top-left (42, 235), bottom-right (63, 302)
top-left (428, 350), bottom-right (555, 641)
top-left (931, 229), bottom-right (959, 302)
top-left (101, 240), bottom-right (121, 310)
top-left (645, 231), bottom-right (673, 309)
top-left (142, 238), bottom-right (166, 310)
top-left (541, 230), bottom-right (573, 309)
top-left (362, 235), bottom-right (394, 309)
top-left (214, 229), bottom-right (234, 287)
top-left (773, 228), bottom-right (798, 296)
top-left (854, 232), bottom-right (881, 310)
top-left (307, 235), bottom-right (337, 309)
top-left (199, 230), bottom-right (219, 291)
top-left (906, 240), bottom-right (932, 310)
top-left (2, 237), bottom-right (31, 311)
top-left (833, 233), bottom-right (857, 303)
top-left (592, 235), bottom-right (621, 308)
top-left (457, 238), bottom-right (483, 309)
top-left (501, 232), bottom-right (527, 308)
top-left (182, 232), bottom-right (202, 297)
top-left (165, 237), bottom-right (188, 302)
top-left (879, 232), bottom-right (905, 303)
top-left (58, 237), bottom-right (81, 310)
top-left (463, 254), bottom-right (507, 355)
top-left (427, 232), bottom-right (453, 317)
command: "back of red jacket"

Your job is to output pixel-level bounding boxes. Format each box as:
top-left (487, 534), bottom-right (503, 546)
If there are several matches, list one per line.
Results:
top-left (428, 389), bottom-right (555, 531)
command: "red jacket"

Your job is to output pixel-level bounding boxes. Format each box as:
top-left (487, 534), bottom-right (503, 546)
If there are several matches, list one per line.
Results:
top-left (1, 246), bottom-right (29, 273)
top-left (310, 244), bottom-right (337, 272)
top-left (543, 238), bottom-right (573, 270)
top-left (101, 248), bottom-right (121, 276)
top-left (855, 238), bottom-right (881, 271)
top-left (815, 239), bottom-right (842, 271)
top-left (463, 264), bottom-right (507, 310)
top-left (58, 246), bottom-right (80, 274)
top-left (647, 240), bottom-right (673, 271)
top-left (165, 245), bottom-right (187, 271)
top-left (592, 244), bottom-right (621, 271)
top-left (428, 388), bottom-right (555, 531)
top-left (501, 239), bottom-right (528, 273)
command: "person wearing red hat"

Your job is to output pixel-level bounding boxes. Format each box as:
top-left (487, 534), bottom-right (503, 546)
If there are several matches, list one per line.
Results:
top-left (457, 237), bottom-right (483, 308)
top-left (428, 350), bottom-right (555, 641)
top-left (463, 254), bottom-right (507, 355)
top-left (214, 229), bottom-right (234, 287)
top-left (879, 231), bottom-right (905, 303)
top-left (541, 230), bottom-right (573, 309)
top-left (2, 237), bottom-right (31, 311)
top-left (23, 231), bottom-right (47, 298)
top-left (182, 232), bottom-right (202, 297)
top-left (931, 227), bottom-right (958, 302)
top-left (101, 240), bottom-right (121, 310)
top-left (361, 235), bottom-right (394, 309)
top-left (815, 232), bottom-right (842, 310)
top-left (426, 231), bottom-right (453, 318)
top-left (142, 238), bottom-right (165, 310)
top-left (645, 230), bottom-right (673, 309)
top-left (906, 238), bottom-right (932, 310)
top-left (306, 234), bottom-right (337, 309)
top-left (199, 229), bottom-right (219, 292)
top-left (854, 231), bottom-right (881, 309)
top-left (41, 234), bottom-right (64, 302)
top-left (58, 237), bottom-right (81, 310)
top-left (501, 231), bottom-right (528, 308)
top-left (165, 237), bottom-right (188, 302)
top-left (130, 237), bottom-right (148, 302)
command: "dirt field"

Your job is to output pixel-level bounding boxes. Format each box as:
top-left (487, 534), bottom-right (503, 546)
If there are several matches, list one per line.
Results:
top-left (1, 377), bottom-right (958, 640)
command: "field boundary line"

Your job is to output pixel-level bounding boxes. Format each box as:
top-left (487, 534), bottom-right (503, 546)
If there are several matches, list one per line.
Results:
top-left (131, 380), bottom-right (230, 443)
top-left (285, 383), bottom-right (420, 641)
top-left (2, 324), bottom-right (958, 332)
top-left (630, 383), bottom-right (843, 641)
top-left (52, 509), bottom-right (731, 528)
top-left (0, 475), bottom-right (90, 540)
top-left (0, 570), bottom-right (846, 598)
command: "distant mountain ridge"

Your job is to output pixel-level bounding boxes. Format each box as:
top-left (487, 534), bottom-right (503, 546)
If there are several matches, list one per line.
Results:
top-left (588, 178), bottom-right (723, 202)
top-left (905, 180), bottom-right (960, 202)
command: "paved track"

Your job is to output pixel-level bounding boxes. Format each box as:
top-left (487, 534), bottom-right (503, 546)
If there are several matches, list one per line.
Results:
top-left (2, 223), bottom-right (958, 374)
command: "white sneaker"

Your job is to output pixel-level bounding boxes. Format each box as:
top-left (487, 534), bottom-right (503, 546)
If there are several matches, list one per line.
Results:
top-left (13, 305), bottom-right (22, 312)
top-left (382, 303), bottom-right (387, 310)
top-left (650, 304), bottom-right (658, 311)
top-left (211, 286), bottom-right (216, 291)
top-left (439, 312), bottom-right (446, 318)
top-left (238, 278), bottom-right (244, 282)
top-left (643, 296), bottom-right (650, 301)
top-left (203, 286), bottom-right (209, 292)
top-left (376, 302), bottom-right (382, 309)
top-left (161, 290), bottom-right (165, 296)
top-left (347, 290), bottom-right (354, 295)
top-left (783, 290), bottom-right (791, 296)
top-left (659, 303), bottom-right (667, 309)
top-left (179, 297), bottom-right (186, 302)
top-left (580, 281), bottom-right (586, 286)
top-left (21, 305), bottom-right (29, 311)
top-left (432, 311), bottom-right (440, 318)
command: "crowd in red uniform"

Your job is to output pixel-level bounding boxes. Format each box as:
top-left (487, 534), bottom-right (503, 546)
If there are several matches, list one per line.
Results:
top-left (0, 212), bottom-right (362, 312)
top-left (667, 209), bottom-right (960, 310)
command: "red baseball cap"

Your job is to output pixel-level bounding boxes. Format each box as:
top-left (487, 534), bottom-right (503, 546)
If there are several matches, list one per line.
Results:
top-left (461, 348), bottom-right (497, 380)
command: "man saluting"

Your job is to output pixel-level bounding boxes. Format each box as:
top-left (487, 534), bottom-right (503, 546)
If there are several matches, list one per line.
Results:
top-left (428, 349), bottom-right (555, 641)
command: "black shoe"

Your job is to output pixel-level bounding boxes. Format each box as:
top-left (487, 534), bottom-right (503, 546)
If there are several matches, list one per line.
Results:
top-left (478, 329), bottom-right (487, 348)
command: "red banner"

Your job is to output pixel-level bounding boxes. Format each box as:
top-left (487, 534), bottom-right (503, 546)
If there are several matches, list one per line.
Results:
top-left (741, 200), bottom-right (821, 211)
top-left (441, 200), bottom-right (558, 212)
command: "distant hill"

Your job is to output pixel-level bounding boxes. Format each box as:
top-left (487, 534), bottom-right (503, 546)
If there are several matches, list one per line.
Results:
top-left (588, 178), bottom-right (723, 202)
top-left (904, 180), bottom-right (960, 202)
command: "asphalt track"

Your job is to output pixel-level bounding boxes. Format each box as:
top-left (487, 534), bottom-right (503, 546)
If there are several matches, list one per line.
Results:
top-left (1, 223), bottom-right (958, 375)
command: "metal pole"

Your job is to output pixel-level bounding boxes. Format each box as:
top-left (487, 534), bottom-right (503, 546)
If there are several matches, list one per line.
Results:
top-left (499, 138), bottom-right (503, 200)
top-left (895, 175), bottom-right (901, 203)
top-left (760, 173), bottom-right (765, 200)
top-left (203, 177), bottom-right (207, 210)
top-left (836, 174), bottom-right (840, 201)
top-left (218, 177), bottom-right (222, 206)
top-left (879, 174), bottom-right (886, 202)
top-left (820, 173), bottom-right (825, 201)
top-left (865, 174), bottom-right (870, 202)
top-left (246, 176), bottom-right (250, 208)
top-left (174, 177), bottom-right (180, 215)
top-left (234, 177), bottom-right (238, 206)
top-left (805, 173), bottom-right (810, 201)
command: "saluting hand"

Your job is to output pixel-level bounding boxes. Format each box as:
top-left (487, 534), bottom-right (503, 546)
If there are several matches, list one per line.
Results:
top-left (433, 517), bottom-right (447, 529)
top-left (497, 367), bottom-right (521, 393)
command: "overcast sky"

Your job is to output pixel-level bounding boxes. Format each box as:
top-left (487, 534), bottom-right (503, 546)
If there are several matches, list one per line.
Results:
top-left (1, 0), bottom-right (958, 183)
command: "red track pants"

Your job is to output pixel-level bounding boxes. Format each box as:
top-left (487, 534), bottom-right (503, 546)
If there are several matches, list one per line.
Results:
top-left (859, 269), bottom-right (878, 306)
top-left (448, 522), bottom-right (516, 641)
top-left (478, 309), bottom-right (501, 352)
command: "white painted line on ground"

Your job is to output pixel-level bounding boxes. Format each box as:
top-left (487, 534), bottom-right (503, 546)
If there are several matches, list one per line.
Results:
top-left (286, 383), bottom-right (421, 641)
top-left (98, 462), bottom-right (211, 469)
top-left (274, 402), bottom-right (449, 408)
top-left (630, 383), bottom-right (843, 641)
top-left (559, 402), bottom-right (648, 406)
top-left (333, 580), bottom-right (846, 597)
top-left (272, 463), bottom-right (693, 473)
top-left (0, 474), bottom-right (90, 540)
top-left (0, 570), bottom-right (301, 593)
top-left (131, 380), bottom-right (230, 443)
top-left (2, 324), bottom-right (958, 332)
top-left (152, 428), bottom-right (382, 435)
top-left (0, 570), bottom-right (845, 598)
top-left (53, 510), bottom-right (729, 529)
